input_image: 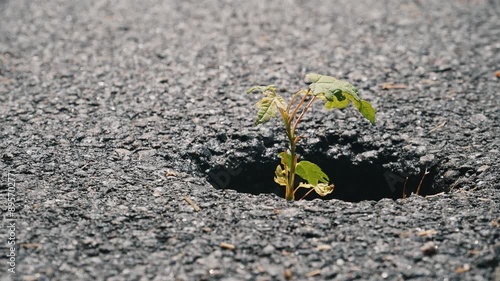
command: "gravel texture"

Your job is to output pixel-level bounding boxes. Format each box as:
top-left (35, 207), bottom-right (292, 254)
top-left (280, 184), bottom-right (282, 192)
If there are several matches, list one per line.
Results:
top-left (1, 0), bottom-right (499, 280)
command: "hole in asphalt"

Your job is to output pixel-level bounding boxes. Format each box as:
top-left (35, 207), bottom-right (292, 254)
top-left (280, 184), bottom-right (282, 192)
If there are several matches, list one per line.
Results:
top-left (205, 152), bottom-right (438, 202)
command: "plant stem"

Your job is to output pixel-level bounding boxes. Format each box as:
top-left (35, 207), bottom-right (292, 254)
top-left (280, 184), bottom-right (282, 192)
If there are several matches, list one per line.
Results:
top-left (284, 117), bottom-right (296, 201)
top-left (299, 189), bottom-right (315, 200)
top-left (292, 95), bottom-right (316, 135)
top-left (282, 89), bottom-right (314, 201)
top-left (279, 106), bottom-right (294, 201)
top-left (287, 90), bottom-right (305, 112)
top-left (289, 91), bottom-right (309, 121)
top-left (286, 148), bottom-right (297, 201)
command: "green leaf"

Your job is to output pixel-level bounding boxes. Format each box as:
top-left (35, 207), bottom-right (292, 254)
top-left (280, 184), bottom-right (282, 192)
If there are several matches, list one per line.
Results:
top-left (297, 182), bottom-right (335, 196)
top-left (247, 85), bottom-right (286, 125)
top-left (254, 94), bottom-right (286, 125)
top-left (325, 94), bottom-right (350, 109)
top-left (306, 73), bottom-right (376, 124)
top-left (295, 160), bottom-right (329, 185)
top-left (307, 73), bottom-right (360, 101)
top-left (278, 151), bottom-right (293, 169)
top-left (353, 99), bottom-right (376, 125)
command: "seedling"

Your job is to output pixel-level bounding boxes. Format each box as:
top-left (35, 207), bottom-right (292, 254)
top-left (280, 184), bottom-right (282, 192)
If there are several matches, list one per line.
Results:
top-left (247, 73), bottom-right (376, 201)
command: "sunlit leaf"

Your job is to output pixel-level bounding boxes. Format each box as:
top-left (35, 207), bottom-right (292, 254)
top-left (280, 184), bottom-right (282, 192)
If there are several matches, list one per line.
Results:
top-left (306, 73), bottom-right (375, 124)
top-left (307, 73), bottom-right (360, 101)
top-left (295, 160), bottom-right (329, 185)
top-left (297, 182), bottom-right (335, 196)
top-left (325, 94), bottom-right (350, 109)
top-left (274, 164), bottom-right (287, 186)
top-left (247, 85), bottom-right (286, 125)
top-left (352, 99), bottom-right (376, 125)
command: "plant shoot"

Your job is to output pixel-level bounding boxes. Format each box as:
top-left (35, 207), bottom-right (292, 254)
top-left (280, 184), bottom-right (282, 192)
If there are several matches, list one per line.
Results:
top-left (247, 73), bottom-right (375, 201)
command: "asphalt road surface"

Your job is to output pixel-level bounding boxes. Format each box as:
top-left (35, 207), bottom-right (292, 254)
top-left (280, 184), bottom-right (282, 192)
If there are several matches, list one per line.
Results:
top-left (0, 1), bottom-right (499, 280)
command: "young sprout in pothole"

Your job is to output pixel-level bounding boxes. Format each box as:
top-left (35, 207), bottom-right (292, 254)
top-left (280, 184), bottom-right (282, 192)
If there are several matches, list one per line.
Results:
top-left (247, 73), bottom-right (376, 201)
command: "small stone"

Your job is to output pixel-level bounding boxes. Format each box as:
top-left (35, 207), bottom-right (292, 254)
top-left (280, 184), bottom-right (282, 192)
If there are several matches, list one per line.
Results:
top-left (115, 148), bottom-right (131, 157)
top-left (262, 244), bottom-right (275, 255)
top-left (341, 130), bottom-right (357, 138)
top-left (470, 113), bottom-right (488, 125)
top-left (419, 154), bottom-right (435, 165)
top-left (197, 257), bottom-right (220, 269)
top-left (266, 264), bottom-right (282, 277)
top-left (459, 164), bottom-right (474, 173)
top-left (476, 165), bottom-right (489, 174)
top-left (415, 146), bottom-right (427, 155)
top-left (420, 242), bottom-right (437, 256)
top-left (137, 149), bottom-right (156, 160)
top-left (443, 170), bottom-right (459, 179)
top-left (361, 150), bottom-right (378, 159)
top-left (152, 188), bottom-right (162, 197)
top-left (2, 153), bottom-right (13, 162)
top-left (157, 77), bottom-right (169, 84)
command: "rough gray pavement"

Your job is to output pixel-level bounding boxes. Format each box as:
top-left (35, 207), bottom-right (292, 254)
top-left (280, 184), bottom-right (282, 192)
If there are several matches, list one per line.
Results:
top-left (0, 0), bottom-right (499, 280)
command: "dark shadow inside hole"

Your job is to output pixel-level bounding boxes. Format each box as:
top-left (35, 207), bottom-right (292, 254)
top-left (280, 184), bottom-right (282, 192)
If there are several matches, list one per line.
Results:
top-left (206, 154), bottom-right (438, 202)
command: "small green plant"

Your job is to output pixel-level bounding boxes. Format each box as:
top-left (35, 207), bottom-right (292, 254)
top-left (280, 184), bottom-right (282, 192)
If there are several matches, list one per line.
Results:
top-left (247, 73), bottom-right (375, 201)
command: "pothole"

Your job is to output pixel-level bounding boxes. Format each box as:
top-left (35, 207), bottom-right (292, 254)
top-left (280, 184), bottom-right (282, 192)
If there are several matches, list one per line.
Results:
top-left (204, 152), bottom-right (439, 202)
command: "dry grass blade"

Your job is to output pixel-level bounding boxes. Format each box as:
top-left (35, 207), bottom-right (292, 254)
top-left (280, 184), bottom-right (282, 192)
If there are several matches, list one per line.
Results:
top-left (220, 242), bottom-right (236, 250)
top-left (449, 177), bottom-right (461, 192)
top-left (415, 168), bottom-right (429, 195)
top-left (166, 169), bottom-right (177, 177)
top-left (183, 196), bottom-right (200, 212)
top-left (417, 229), bottom-right (438, 237)
top-left (428, 121), bottom-right (447, 133)
top-left (455, 264), bottom-right (471, 274)
top-left (425, 192), bottom-right (445, 199)
top-left (20, 243), bottom-right (42, 249)
top-left (316, 244), bottom-right (332, 251)
top-left (380, 83), bottom-right (408, 89)
top-left (305, 269), bottom-right (321, 277)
